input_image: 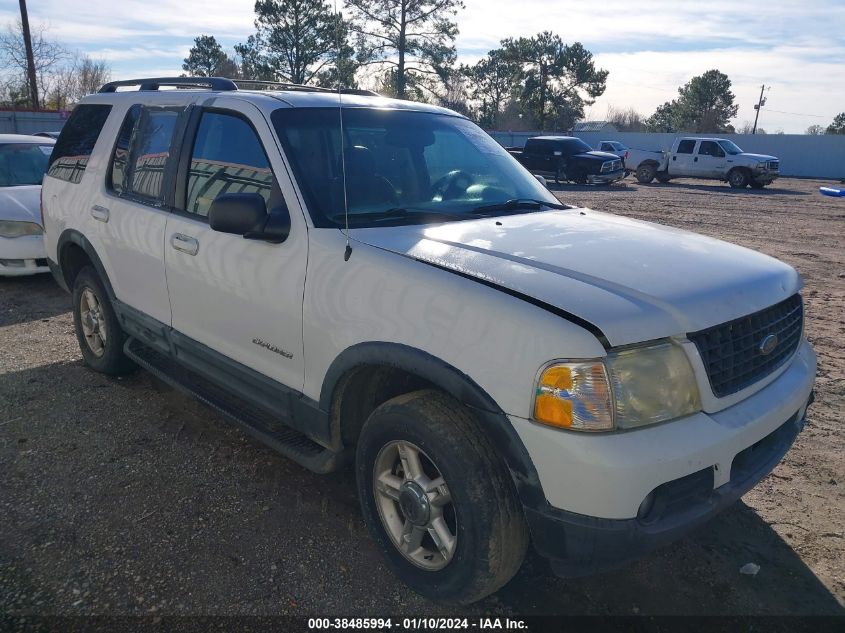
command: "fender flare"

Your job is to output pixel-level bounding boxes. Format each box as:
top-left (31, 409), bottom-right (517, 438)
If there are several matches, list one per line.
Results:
top-left (55, 229), bottom-right (115, 299)
top-left (320, 341), bottom-right (547, 509)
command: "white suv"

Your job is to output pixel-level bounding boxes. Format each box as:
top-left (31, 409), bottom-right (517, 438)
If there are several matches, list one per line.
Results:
top-left (42, 77), bottom-right (816, 604)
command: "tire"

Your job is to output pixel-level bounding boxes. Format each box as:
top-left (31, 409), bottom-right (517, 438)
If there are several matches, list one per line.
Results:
top-left (573, 170), bottom-right (588, 185)
top-left (356, 389), bottom-right (529, 604)
top-left (554, 167), bottom-right (563, 184)
top-left (656, 173), bottom-right (672, 183)
top-left (635, 163), bottom-right (656, 184)
top-left (72, 266), bottom-right (135, 375)
top-left (728, 168), bottom-right (750, 188)
top-left (749, 180), bottom-right (766, 189)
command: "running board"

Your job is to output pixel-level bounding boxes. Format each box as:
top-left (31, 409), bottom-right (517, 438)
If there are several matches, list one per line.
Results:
top-left (124, 338), bottom-right (345, 474)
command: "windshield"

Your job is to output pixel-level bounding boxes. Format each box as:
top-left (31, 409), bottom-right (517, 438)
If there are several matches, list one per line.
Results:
top-left (718, 140), bottom-right (743, 155)
top-left (271, 108), bottom-right (560, 228)
top-left (0, 143), bottom-right (53, 187)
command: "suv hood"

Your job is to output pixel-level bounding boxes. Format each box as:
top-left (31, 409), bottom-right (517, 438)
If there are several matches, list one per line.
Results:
top-left (350, 209), bottom-right (800, 347)
top-left (739, 152), bottom-right (778, 162)
top-left (0, 185), bottom-right (42, 224)
top-left (575, 150), bottom-right (618, 162)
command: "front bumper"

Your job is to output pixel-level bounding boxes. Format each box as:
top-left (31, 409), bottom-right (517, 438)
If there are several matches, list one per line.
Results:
top-left (0, 235), bottom-right (49, 276)
top-left (587, 169), bottom-right (626, 184)
top-left (513, 339), bottom-right (816, 574)
top-left (754, 170), bottom-right (779, 183)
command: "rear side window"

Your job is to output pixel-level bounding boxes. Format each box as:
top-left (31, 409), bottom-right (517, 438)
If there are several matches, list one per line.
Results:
top-left (47, 104), bottom-right (112, 184)
top-left (108, 105), bottom-right (181, 203)
top-left (0, 143), bottom-right (53, 187)
top-left (184, 111), bottom-right (274, 218)
top-left (676, 140), bottom-right (696, 154)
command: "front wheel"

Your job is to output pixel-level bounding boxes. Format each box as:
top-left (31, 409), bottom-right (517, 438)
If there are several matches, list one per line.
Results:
top-left (356, 390), bottom-right (529, 604)
top-left (635, 163), bottom-right (657, 183)
top-left (728, 168), bottom-right (750, 188)
top-left (656, 173), bottom-right (672, 183)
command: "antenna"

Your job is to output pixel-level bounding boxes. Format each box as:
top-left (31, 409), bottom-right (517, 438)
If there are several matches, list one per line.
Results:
top-left (333, 0), bottom-right (352, 261)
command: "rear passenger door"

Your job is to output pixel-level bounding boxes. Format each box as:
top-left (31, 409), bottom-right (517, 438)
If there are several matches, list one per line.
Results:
top-left (96, 103), bottom-right (184, 327)
top-left (670, 139), bottom-right (696, 175)
top-left (163, 99), bottom-right (307, 392)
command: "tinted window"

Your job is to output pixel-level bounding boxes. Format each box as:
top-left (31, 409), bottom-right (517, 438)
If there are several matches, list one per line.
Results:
top-left (109, 105), bottom-right (140, 194)
top-left (47, 103), bottom-right (111, 184)
top-left (130, 109), bottom-right (179, 200)
top-left (0, 143), bottom-right (53, 187)
top-left (558, 138), bottom-right (592, 155)
top-left (185, 111), bottom-right (274, 217)
top-left (676, 140), bottom-right (696, 154)
top-left (698, 141), bottom-right (724, 157)
top-left (272, 108), bottom-right (557, 228)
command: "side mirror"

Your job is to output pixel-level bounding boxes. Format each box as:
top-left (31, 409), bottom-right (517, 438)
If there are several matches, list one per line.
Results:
top-left (208, 193), bottom-right (290, 244)
top-left (534, 174), bottom-right (548, 187)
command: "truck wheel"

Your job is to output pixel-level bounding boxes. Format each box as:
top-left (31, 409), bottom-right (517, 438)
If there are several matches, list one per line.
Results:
top-left (635, 163), bottom-right (656, 183)
top-left (656, 173), bottom-right (672, 183)
top-left (728, 168), bottom-right (750, 188)
top-left (72, 266), bottom-right (135, 376)
top-left (573, 171), bottom-right (588, 185)
top-left (356, 389), bottom-right (528, 604)
top-left (554, 167), bottom-right (563, 184)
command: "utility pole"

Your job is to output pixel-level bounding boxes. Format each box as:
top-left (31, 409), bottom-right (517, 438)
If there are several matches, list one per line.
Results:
top-left (19, 0), bottom-right (40, 110)
top-left (752, 84), bottom-right (767, 135)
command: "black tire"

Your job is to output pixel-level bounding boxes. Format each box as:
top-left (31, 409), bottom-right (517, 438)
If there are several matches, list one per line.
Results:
top-left (573, 170), bottom-right (588, 185)
top-left (356, 389), bottom-right (529, 605)
top-left (656, 173), bottom-right (672, 183)
top-left (72, 266), bottom-right (135, 375)
top-left (749, 180), bottom-right (766, 189)
top-left (635, 163), bottom-right (656, 183)
top-left (728, 168), bottom-right (750, 188)
top-left (554, 167), bottom-right (562, 184)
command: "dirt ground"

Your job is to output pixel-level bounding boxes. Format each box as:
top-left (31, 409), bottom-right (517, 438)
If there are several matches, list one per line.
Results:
top-left (1, 176), bottom-right (843, 619)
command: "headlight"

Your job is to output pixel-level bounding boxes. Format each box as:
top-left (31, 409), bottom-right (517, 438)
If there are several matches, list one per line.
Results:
top-left (756, 162), bottom-right (768, 170)
top-left (533, 341), bottom-right (700, 432)
top-left (0, 220), bottom-right (43, 238)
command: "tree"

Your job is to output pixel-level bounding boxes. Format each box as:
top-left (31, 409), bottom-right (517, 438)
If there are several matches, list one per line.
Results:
top-left (45, 54), bottom-right (111, 109)
top-left (827, 112), bottom-right (845, 134)
top-left (0, 19), bottom-right (66, 108)
top-left (183, 35), bottom-right (236, 77)
top-left (646, 69), bottom-right (737, 133)
top-left (606, 105), bottom-right (646, 132)
top-left (235, 0), bottom-right (343, 86)
top-left (501, 33), bottom-right (607, 130)
top-left (346, 0), bottom-right (464, 100)
top-left (466, 49), bottom-right (519, 128)
top-left (805, 124), bottom-right (826, 135)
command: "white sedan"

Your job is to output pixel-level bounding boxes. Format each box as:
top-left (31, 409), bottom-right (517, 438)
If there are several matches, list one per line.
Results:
top-left (0, 134), bottom-right (55, 276)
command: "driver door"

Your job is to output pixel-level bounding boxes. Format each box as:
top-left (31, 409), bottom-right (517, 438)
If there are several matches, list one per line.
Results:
top-left (693, 140), bottom-right (727, 178)
top-left (163, 98), bottom-right (308, 392)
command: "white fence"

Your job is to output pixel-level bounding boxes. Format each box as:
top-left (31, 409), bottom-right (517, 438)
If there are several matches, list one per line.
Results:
top-left (0, 110), bottom-right (68, 136)
top-left (489, 130), bottom-right (845, 180)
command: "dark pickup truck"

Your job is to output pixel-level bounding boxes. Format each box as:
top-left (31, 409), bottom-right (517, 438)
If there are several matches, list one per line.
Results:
top-left (508, 136), bottom-right (625, 185)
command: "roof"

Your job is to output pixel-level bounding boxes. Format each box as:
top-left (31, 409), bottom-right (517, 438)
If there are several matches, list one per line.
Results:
top-left (531, 136), bottom-right (583, 141)
top-left (572, 121), bottom-right (618, 132)
top-left (0, 133), bottom-right (56, 144)
top-left (80, 88), bottom-right (461, 117)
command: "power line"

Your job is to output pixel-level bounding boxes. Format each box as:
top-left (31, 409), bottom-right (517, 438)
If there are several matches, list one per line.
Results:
top-left (763, 108), bottom-right (826, 118)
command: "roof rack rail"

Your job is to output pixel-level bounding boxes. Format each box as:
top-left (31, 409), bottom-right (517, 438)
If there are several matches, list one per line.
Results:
top-left (232, 79), bottom-right (379, 96)
top-left (98, 77), bottom-right (238, 93)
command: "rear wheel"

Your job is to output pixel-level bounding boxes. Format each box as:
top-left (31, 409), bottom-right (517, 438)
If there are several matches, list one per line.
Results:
top-left (635, 163), bottom-right (657, 183)
top-left (356, 390), bottom-right (528, 604)
top-left (728, 168), bottom-right (750, 188)
top-left (72, 266), bottom-right (135, 375)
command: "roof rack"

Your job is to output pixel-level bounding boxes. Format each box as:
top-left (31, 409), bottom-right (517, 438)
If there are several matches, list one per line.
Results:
top-left (98, 76), bottom-right (380, 97)
top-left (98, 77), bottom-right (238, 93)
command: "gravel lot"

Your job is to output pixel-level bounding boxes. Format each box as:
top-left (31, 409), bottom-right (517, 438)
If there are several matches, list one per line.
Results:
top-left (1, 176), bottom-right (843, 618)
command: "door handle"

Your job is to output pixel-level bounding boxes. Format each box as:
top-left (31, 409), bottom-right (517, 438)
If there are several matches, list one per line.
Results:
top-left (694, 157), bottom-right (698, 162)
top-left (170, 233), bottom-right (199, 256)
top-left (91, 205), bottom-right (110, 222)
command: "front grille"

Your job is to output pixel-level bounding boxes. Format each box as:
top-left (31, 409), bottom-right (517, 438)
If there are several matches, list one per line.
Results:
top-left (688, 294), bottom-right (803, 397)
top-left (767, 160), bottom-right (779, 171)
top-left (601, 159), bottom-right (623, 173)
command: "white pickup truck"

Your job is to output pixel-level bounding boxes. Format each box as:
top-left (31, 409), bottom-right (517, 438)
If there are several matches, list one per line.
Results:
top-left (623, 137), bottom-right (780, 188)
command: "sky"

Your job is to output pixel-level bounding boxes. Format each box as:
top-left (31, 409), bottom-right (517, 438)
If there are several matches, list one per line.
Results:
top-left (2, 0), bottom-right (844, 133)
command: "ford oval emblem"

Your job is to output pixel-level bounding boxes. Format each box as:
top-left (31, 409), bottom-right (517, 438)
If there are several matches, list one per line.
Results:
top-left (758, 334), bottom-right (778, 355)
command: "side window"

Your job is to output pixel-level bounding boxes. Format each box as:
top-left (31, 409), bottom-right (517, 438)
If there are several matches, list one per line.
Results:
top-left (601, 143), bottom-right (611, 151)
top-left (130, 109), bottom-right (179, 200)
top-left (698, 141), bottom-right (724, 157)
top-left (676, 140), bottom-right (696, 154)
top-left (110, 105), bottom-right (141, 194)
top-left (47, 103), bottom-right (112, 184)
top-left (184, 111), bottom-right (274, 218)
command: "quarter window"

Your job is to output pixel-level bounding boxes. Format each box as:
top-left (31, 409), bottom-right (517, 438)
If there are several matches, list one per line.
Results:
top-left (47, 103), bottom-right (112, 184)
top-left (110, 105), bottom-right (140, 194)
top-left (676, 140), bottom-right (696, 154)
top-left (184, 111), bottom-right (274, 218)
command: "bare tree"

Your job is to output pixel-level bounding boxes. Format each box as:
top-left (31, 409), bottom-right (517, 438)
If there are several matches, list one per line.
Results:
top-left (606, 105), bottom-right (646, 132)
top-left (805, 124), bottom-right (826, 135)
top-left (0, 19), bottom-right (67, 108)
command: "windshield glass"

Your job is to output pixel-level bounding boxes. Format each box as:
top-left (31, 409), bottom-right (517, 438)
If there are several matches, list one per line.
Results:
top-left (0, 143), bottom-right (53, 187)
top-left (718, 140), bottom-right (743, 155)
top-left (271, 108), bottom-right (560, 228)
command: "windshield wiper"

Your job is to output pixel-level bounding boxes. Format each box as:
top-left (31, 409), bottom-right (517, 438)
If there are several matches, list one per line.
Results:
top-left (472, 198), bottom-right (571, 214)
top-left (329, 207), bottom-right (483, 224)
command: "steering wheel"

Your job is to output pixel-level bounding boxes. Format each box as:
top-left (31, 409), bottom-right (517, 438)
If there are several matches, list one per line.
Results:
top-left (432, 169), bottom-right (473, 201)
